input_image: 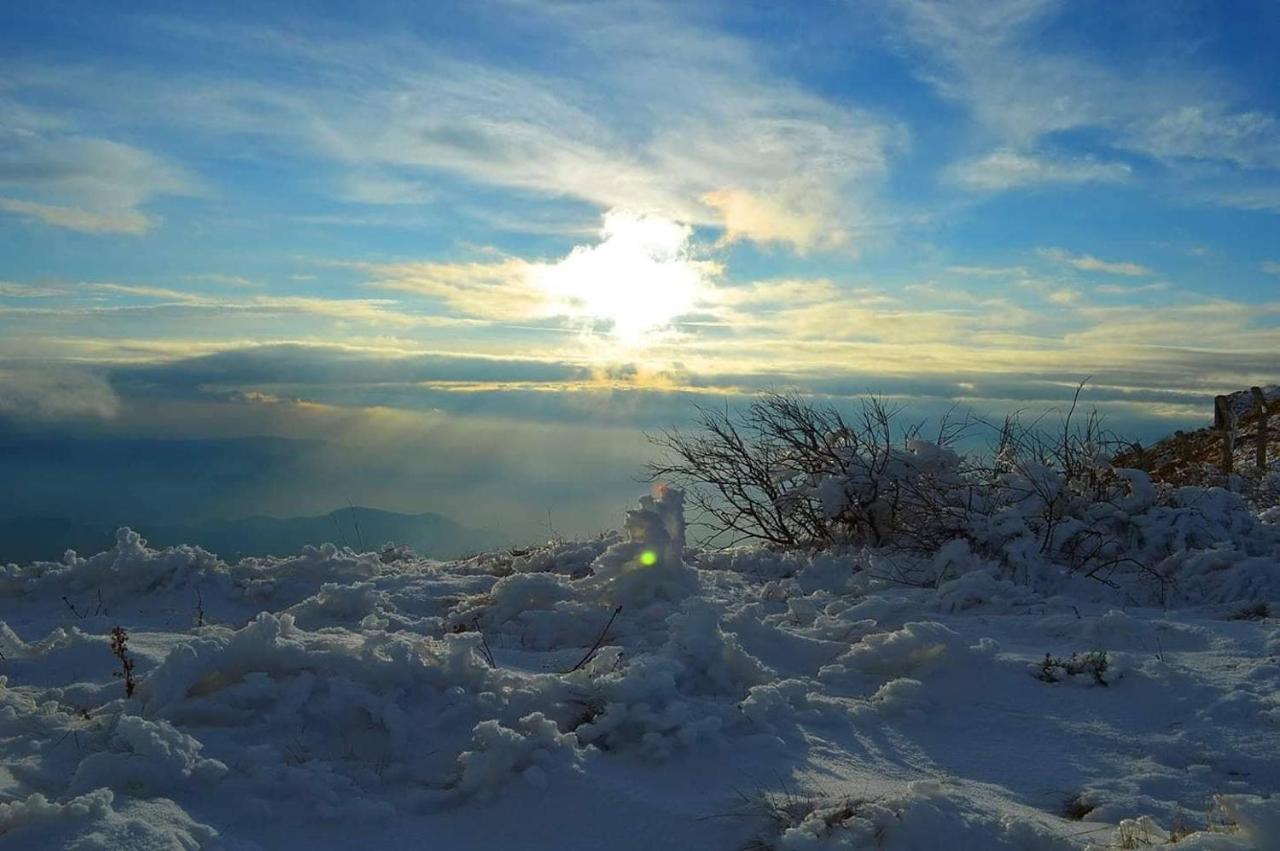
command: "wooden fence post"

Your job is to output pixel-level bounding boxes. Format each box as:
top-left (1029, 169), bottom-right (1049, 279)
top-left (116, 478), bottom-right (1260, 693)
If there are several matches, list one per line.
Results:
top-left (1214, 395), bottom-right (1236, 475)
top-left (1252, 386), bottom-right (1268, 469)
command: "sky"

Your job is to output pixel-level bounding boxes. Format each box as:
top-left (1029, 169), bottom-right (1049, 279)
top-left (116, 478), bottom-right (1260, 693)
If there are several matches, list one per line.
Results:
top-left (2, 0), bottom-right (1279, 541)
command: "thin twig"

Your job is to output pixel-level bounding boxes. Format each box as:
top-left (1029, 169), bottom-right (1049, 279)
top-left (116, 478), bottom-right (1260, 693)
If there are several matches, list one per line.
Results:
top-left (110, 626), bottom-right (136, 698)
top-left (62, 596), bottom-right (85, 620)
top-left (566, 605), bottom-right (623, 673)
top-left (471, 617), bottom-right (496, 668)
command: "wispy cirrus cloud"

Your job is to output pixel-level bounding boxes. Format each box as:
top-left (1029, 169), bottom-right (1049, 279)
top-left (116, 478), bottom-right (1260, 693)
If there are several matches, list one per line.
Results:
top-left (0, 197), bottom-right (152, 235)
top-left (944, 265), bottom-right (1031, 278)
top-left (0, 106), bottom-right (199, 233)
top-left (948, 149), bottom-right (1131, 191)
top-left (5, 5), bottom-right (901, 252)
top-left (185, 274), bottom-right (259, 289)
top-left (1130, 106), bottom-right (1280, 171)
top-left (1094, 281), bottom-right (1170, 296)
top-left (0, 279), bottom-right (454, 330)
top-left (891, 0), bottom-right (1280, 202)
top-left (1038, 247), bottom-right (1152, 277)
top-left (0, 281), bottom-right (67, 298)
top-left (361, 258), bottom-right (545, 322)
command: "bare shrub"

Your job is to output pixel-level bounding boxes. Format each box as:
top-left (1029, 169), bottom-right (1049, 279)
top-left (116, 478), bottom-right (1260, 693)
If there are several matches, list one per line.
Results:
top-left (648, 383), bottom-right (1258, 601)
top-left (109, 626), bottom-right (136, 698)
top-left (647, 392), bottom-right (975, 550)
top-left (1036, 650), bottom-right (1109, 686)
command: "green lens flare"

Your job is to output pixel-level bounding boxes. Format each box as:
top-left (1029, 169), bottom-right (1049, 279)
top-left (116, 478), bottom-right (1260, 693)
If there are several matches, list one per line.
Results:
top-left (639, 549), bottom-right (658, 566)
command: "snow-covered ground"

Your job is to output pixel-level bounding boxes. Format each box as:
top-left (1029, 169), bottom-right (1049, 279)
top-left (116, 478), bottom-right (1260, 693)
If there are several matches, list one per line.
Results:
top-left (1, 485), bottom-right (1278, 850)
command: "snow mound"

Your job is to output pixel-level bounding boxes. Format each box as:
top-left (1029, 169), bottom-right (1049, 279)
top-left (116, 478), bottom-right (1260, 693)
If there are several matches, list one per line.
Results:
top-left (70, 714), bottom-right (227, 796)
top-left (0, 789), bottom-right (222, 851)
top-left (754, 781), bottom-right (1078, 851)
top-left (829, 621), bottom-right (972, 677)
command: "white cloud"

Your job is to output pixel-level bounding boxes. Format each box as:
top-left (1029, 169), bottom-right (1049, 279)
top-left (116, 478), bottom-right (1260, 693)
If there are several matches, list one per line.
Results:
top-left (1038, 247), bottom-right (1151, 277)
top-left (1127, 106), bottom-right (1280, 170)
top-left (944, 264), bottom-right (1030, 277)
top-left (891, 0), bottom-right (1115, 144)
top-left (703, 188), bottom-right (833, 252)
top-left (329, 44), bottom-right (898, 251)
top-left (1202, 184), bottom-right (1280, 213)
top-left (0, 113), bottom-right (199, 234)
top-left (0, 280), bottom-right (455, 331)
top-left (336, 171), bottom-right (436, 205)
top-left (949, 149), bottom-right (1131, 190)
top-left (0, 281), bottom-right (69, 298)
top-left (185, 274), bottom-right (259, 288)
top-left (710, 278), bottom-right (843, 309)
top-left (364, 209), bottom-right (720, 339)
top-left (0, 197), bottom-right (150, 234)
top-left (1262, 261), bottom-right (1280, 276)
top-left (891, 0), bottom-right (1280, 202)
top-left (1067, 300), bottom-right (1280, 350)
top-left (7, 10), bottom-right (899, 251)
top-left (1047, 288), bottom-right (1083, 305)
top-left (1095, 281), bottom-right (1170, 295)
top-left (365, 257), bottom-right (546, 322)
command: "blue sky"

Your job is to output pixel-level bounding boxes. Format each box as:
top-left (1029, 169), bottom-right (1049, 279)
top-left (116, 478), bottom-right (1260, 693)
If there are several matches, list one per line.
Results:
top-left (2, 1), bottom-right (1279, 536)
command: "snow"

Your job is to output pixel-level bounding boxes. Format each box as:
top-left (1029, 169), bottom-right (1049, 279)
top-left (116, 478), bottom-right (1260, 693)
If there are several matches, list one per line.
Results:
top-left (0, 484), bottom-right (1277, 849)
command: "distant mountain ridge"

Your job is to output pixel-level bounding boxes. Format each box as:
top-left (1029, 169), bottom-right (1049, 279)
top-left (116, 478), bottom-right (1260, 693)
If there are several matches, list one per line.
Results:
top-left (0, 507), bottom-right (500, 565)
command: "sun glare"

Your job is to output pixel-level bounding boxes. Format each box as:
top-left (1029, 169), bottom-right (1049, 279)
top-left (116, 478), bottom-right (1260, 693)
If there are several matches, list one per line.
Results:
top-left (536, 210), bottom-right (710, 343)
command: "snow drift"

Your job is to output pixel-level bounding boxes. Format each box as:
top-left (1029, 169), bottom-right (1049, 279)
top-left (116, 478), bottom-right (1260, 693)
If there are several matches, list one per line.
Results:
top-left (0, 479), bottom-right (1277, 849)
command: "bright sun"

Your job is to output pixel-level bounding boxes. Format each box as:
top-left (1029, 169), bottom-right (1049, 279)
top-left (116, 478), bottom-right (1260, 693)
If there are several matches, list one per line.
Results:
top-left (535, 210), bottom-right (710, 343)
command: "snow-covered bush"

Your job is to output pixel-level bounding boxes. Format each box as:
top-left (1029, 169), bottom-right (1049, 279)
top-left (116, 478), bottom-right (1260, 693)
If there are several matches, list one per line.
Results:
top-left (1034, 651), bottom-right (1110, 686)
top-left (587, 485), bottom-right (698, 608)
top-left (648, 393), bottom-right (955, 548)
top-left (651, 392), bottom-right (1280, 601)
